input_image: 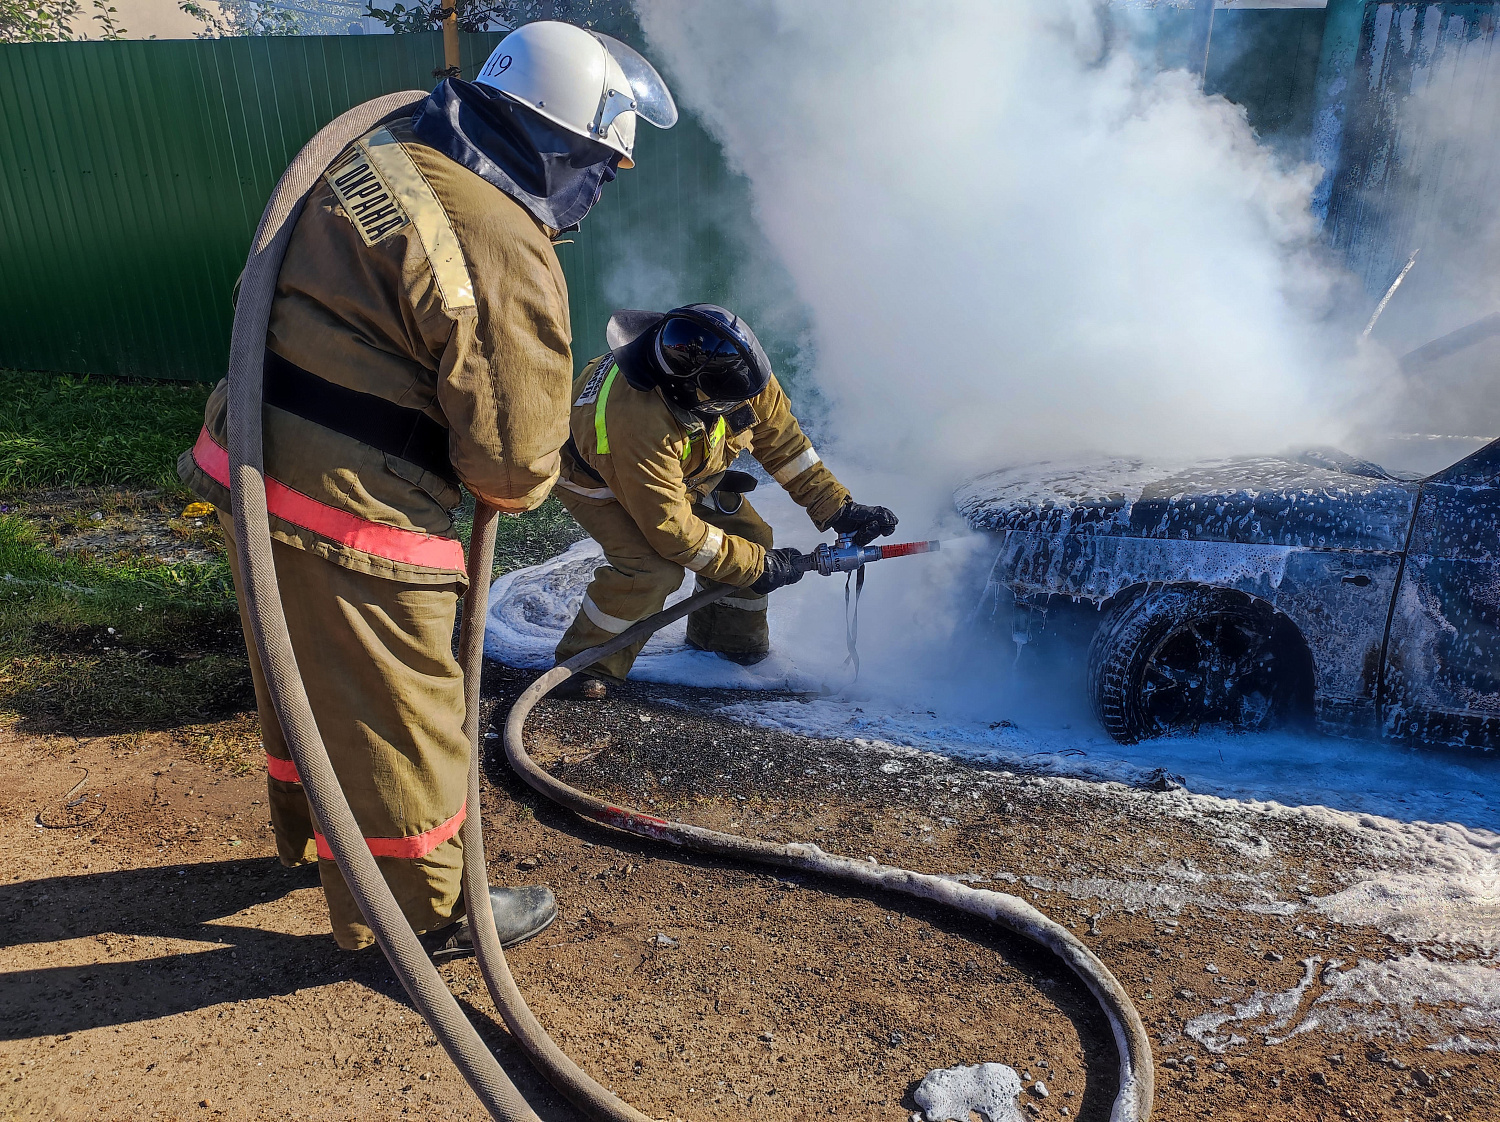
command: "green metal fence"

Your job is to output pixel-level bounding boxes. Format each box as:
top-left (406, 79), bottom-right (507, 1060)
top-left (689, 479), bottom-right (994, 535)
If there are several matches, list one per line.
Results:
top-left (0, 33), bottom-right (798, 382)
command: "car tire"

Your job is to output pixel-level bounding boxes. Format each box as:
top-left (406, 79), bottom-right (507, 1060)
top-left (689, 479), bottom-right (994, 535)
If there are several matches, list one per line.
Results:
top-left (1087, 585), bottom-right (1305, 745)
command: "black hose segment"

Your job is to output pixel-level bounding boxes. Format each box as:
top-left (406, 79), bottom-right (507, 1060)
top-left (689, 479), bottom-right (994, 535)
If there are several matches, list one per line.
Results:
top-left (504, 586), bottom-right (1156, 1122)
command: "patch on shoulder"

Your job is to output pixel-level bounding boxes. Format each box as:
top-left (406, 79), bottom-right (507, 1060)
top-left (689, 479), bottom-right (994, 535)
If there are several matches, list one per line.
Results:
top-left (327, 128), bottom-right (476, 313)
top-left (574, 358), bottom-right (615, 407)
top-left (726, 402), bottom-right (757, 433)
top-left (327, 141), bottom-right (410, 246)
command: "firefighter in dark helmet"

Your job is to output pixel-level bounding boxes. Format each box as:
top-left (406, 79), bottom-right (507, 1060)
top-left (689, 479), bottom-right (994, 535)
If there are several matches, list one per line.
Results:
top-left (553, 304), bottom-right (899, 695)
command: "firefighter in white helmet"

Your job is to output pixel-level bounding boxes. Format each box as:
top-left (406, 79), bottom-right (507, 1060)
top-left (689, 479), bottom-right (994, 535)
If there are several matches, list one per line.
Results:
top-left (181, 22), bottom-right (676, 956)
top-left (470, 18), bottom-right (676, 170)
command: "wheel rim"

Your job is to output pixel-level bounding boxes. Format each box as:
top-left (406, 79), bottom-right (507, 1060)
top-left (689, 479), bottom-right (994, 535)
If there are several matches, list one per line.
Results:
top-left (1138, 613), bottom-right (1279, 737)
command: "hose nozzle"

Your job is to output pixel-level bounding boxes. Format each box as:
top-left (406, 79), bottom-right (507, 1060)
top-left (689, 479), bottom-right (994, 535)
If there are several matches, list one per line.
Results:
top-left (802, 534), bottom-right (941, 576)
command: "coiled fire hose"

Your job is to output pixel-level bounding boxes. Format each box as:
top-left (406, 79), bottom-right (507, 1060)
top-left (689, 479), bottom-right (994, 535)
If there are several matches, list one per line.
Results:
top-left (228, 95), bottom-right (1154, 1122)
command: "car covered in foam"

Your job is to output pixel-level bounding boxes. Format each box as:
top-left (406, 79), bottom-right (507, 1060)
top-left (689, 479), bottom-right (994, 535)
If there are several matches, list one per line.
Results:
top-left (956, 442), bottom-right (1500, 748)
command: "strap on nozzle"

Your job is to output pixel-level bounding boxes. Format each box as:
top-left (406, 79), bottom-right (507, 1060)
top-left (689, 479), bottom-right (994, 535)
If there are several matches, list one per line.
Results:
top-left (842, 562), bottom-right (864, 681)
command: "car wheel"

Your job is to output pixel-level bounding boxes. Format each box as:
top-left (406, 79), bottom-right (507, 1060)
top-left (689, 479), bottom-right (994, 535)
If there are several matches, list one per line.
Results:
top-left (1087, 586), bottom-right (1303, 744)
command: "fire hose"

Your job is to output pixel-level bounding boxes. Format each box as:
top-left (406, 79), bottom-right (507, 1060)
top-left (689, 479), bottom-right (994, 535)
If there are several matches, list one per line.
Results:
top-left (227, 94), bottom-right (1155, 1122)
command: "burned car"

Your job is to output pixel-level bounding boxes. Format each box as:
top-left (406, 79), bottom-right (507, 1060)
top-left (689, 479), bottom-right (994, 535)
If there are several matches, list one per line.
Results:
top-left (957, 441), bottom-right (1500, 749)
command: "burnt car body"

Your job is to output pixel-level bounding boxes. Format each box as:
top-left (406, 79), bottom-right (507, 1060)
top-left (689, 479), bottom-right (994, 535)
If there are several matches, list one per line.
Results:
top-left (956, 440), bottom-right (1500, 748)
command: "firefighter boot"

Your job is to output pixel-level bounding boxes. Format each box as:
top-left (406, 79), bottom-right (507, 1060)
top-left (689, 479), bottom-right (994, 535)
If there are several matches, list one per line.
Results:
top-left (421, 885), bottom-right (558, 960)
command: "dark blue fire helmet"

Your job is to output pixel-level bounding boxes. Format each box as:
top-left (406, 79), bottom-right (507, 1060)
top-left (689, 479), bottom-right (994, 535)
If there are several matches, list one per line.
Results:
top-left (607, 303), bottom-right (773, 418)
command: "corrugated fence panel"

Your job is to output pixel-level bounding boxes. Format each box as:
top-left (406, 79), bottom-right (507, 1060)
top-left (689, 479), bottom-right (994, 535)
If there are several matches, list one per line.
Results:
top-left (0, 33), bottom-right (487, 380)
top-left (0, 33), bottom-right (795, 386)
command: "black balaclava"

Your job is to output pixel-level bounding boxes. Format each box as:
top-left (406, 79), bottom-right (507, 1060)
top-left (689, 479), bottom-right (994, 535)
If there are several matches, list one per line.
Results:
top-left (411, 77), bottom-right (620, 232)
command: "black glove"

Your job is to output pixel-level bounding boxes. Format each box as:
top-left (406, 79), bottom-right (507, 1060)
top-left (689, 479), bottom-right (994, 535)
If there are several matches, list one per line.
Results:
top-left (829, 500), bottom-right (898, 547)
top-left (750, 547), bottom-right (809, 596)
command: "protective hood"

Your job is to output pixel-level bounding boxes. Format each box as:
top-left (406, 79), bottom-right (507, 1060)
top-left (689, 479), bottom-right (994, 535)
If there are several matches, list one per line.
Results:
top-left (411, 77), bottom-right (619, 232)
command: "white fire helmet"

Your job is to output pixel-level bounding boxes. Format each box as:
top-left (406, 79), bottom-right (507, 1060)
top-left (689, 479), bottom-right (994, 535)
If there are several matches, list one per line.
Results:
top-left (474, 21), bottom-right (677, 169)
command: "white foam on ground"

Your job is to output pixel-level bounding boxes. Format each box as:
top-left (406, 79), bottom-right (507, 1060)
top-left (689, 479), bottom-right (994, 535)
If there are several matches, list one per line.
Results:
top-left (913, 1063), bottom-right (1024, 1122)
top-left (487, 539), bottom-right (1500, 828)
top-left (485, 539), bottom-right (821, 691)
top-left (1186, 953), bottom-right (1500, 1053)
top-left (733, 695), bottom-right (1500, 946)
top-left (714, 697), bottom-right (1500, 832)
top-left (1311, 830), bottom-right (1499, 951)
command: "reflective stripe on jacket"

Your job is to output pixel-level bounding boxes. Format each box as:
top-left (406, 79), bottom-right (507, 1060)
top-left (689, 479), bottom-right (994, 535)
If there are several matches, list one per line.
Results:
top-left (559, 354), bottom-right (851, 587)
top-left (179, 118), bottom-right (573, 583)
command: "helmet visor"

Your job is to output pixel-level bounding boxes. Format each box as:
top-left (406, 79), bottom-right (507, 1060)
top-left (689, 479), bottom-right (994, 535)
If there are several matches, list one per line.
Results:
top-left (657, 316), bottom-right (745, 380)
top-left (591, 32), bottom-right (678, 129)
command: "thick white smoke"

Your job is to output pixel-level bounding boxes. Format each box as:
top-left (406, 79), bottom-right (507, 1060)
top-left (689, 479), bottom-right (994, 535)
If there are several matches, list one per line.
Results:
top-left (1344, 33), bottom-right (1500, 474)
top-left (634, 0), bottom-right (1351, 499)
top-left (617, 0), bottom-right (1384, 719)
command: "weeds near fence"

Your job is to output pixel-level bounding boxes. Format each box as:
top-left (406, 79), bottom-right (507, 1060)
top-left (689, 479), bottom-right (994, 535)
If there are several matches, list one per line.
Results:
top-left (455, 495), bottom-right (588, 576)
top-left (0, 369), bottom-right (211, 495)
top-left (0, 511), bottom-right (248, 732)
top-left (0, 369), bottom-right (244, 731)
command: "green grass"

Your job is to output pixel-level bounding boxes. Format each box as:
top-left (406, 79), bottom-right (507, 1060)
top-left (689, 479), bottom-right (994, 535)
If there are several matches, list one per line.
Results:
top-left (494, 496), bottom-right (587, 574)
top-left (0, 369), bottom-right (211, 496)
top-left (0, 512), bottom-right (233, 615)
top-left (453, 494), bottom-right (588, 576)
top-left (0, 368), bottom-right (587, 736)
top-left (0, 366), bottom-right (586, 572)
top-left (0, 512), bottom-right (248, 733)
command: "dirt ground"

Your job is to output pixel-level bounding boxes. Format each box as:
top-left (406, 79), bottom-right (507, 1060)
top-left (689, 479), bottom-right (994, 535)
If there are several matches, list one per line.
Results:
top-left (2, 666), bottom-right (1496, 1122)
top-left (8, 488), bottom-right (222, 567)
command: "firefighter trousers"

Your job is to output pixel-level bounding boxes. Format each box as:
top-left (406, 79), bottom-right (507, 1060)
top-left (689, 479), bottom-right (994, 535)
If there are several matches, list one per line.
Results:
top-left (554, 493), bottom-right (773, 681)
top-left (220, 513), bottom-right (470, 950)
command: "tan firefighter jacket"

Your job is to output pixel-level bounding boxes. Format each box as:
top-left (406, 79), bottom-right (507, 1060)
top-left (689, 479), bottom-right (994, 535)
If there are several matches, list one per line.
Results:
top-left (558, 354), bottom-right (852, 587)
top-left (179, 118), bottom-right (574, 585)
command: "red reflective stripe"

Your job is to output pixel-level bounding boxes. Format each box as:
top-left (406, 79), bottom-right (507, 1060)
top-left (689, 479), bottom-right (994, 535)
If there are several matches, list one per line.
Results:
top-left (265, 752), bottom-right (301, 784)
top-left (313, 801), bottom-right (467, 861)
top-left (191, 427), bottom-right (465, 570)
top-left (877, 540), bottom-right (940, 560)
top-left (265, 747), bottom-right (465, 858)
top-left (604, 806), bottom-right (667, 828)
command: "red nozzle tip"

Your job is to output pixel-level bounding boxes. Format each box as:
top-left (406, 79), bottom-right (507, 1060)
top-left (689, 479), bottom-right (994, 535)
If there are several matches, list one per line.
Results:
top-left (877, 540), bottom-right (940, 560)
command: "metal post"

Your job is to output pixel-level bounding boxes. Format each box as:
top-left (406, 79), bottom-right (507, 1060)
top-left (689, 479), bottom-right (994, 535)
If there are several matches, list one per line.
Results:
top-left (442, 3), bottom-right (460, 78)
top-left (1189, 0), bottom-right (1216, 85)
